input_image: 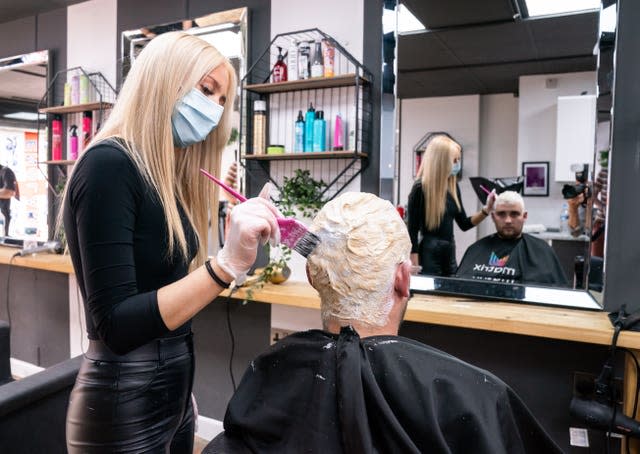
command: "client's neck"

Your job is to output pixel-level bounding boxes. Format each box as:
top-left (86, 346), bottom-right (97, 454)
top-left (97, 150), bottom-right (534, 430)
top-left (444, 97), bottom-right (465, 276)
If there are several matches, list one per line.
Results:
top-left (325, 319), bottom-right (398, 338)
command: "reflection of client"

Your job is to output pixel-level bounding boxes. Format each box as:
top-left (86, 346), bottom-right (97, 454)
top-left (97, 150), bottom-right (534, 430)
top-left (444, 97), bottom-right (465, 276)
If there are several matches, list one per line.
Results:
top-left (216, 192), bottom-right (562, 453)
top-left (456, 191), bottom-right (568, 287)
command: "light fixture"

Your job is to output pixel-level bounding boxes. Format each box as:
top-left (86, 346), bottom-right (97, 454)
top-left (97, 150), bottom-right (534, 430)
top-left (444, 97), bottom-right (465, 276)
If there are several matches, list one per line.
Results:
top-left (383, 4), bottom-right (425, 35)
top-left (525, 0), bottom-right (600, 17)
top-left (600, 3), bottom-right (616, 33)
top-left (3, 112), bottom-right (40, 121)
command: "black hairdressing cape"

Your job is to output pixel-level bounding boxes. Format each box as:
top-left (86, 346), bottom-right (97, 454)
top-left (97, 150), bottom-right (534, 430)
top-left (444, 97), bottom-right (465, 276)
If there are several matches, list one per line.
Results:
top-left (456, 233), bottom-right (569, 287)
top-left (220, 327), bottom-right (562, 454)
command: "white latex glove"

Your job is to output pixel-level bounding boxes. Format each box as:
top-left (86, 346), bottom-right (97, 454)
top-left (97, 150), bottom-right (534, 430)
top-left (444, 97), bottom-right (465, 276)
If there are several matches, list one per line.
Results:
top-left (217, 183), bottom-right (280, 284)
top-left (484, 189), bottom-right (497, 213)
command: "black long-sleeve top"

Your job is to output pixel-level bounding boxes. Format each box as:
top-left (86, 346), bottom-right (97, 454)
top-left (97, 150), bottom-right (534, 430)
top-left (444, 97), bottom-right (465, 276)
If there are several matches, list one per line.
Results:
top-left (64, 141), bottom-right (197, 355)
top-left (407, 181), bottom-right (473, 253)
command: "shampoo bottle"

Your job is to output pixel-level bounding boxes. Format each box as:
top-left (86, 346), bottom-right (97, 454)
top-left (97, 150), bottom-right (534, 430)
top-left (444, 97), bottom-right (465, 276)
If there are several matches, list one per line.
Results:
top-left (52, 115), bottom-right (63, 160)
top-left (333, 113), bottom-right (344, 151)
top-left (323, 39), bottom-right (335, 78)
top-left (287, 40), bottom-right (298, 81)
top-left (304, 103), bottom-right (315, 152)
top-left (69, 125), bottom-right (79, 160)
top-left (312, 110), bottom-right (326, 152)
top-left (82, 111), bottom-right (93, 149)
top-left (310, 40), bottom-right (324, 78)
top-left (294, 110), bottom-right (305, 152)
top-left (272, 46), bottom-right (288, 83)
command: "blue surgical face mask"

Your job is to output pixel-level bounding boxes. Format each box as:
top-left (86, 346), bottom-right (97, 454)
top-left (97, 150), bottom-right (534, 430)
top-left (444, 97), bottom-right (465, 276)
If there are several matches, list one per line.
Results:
top-left (172, 87), bottom-right (224, 148)
top-left (451, 161), bottom-right (461, 176)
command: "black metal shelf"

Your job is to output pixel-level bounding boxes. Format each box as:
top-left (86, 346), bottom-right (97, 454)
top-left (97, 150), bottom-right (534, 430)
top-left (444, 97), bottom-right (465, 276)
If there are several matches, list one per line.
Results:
top-left (240, 28), bottom-right (372, 202)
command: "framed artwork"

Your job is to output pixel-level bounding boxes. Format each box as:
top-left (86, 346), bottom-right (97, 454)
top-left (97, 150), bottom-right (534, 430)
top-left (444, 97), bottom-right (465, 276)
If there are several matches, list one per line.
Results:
top-left (521, 161), bottom-right (549, 197)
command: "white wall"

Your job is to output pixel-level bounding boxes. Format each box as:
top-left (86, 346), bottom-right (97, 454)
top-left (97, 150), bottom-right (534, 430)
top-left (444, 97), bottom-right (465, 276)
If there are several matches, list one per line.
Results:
top-left (67, 0), bottom-right (117, 87)
top-left (399, 95), bottom-right (481, 262)
top-left (477, 93), bottom-right (519, 238)
top-left (517, 71), bottom-right (596, 227)
top-left (270, 0), bottom-right (364, 62)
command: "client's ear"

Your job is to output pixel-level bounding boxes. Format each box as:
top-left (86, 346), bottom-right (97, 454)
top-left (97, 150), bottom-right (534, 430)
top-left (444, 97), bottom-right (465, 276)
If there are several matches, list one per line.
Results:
top-left (394, 261), bottom-right (411, 298)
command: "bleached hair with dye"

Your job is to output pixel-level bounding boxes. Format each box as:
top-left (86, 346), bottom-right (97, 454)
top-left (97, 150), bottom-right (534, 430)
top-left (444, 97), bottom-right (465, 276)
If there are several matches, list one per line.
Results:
top-left (307, 192), bottom-right (411, 327)
top-left (494, 191), bottom-right (525, 211)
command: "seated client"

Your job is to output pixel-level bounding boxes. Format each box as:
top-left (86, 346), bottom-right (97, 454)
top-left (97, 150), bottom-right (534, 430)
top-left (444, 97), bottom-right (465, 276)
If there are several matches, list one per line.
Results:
top-left (216, 192), bottom-right (561, 453)
top-left (456, 191), bottom-right (568, 287)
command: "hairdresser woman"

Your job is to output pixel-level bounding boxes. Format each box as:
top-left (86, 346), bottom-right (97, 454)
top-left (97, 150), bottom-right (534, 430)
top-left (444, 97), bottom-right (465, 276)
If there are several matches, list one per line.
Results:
top-left (408, 134), bottom-right (495, 276)
top-left (62, 32), bottom-right (279, 452)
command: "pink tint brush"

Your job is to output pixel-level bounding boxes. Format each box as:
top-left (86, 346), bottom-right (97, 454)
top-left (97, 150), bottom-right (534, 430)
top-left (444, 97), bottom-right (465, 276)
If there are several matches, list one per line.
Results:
top-left (199, 168), bottom-right (320, 257)
top-left (479, 184), bottom-right (491, 195)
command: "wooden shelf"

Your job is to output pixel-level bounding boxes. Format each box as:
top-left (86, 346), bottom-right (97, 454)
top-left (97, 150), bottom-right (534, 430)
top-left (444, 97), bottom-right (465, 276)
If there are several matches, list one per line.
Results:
top-left (243, 151), bottom-right (367, 161)
top-left (39, 102), bottom-right (113, 114)
top-left (41, 160), bottom-right (76, 166)
top-left (245, 74), bottom-right (369, 94)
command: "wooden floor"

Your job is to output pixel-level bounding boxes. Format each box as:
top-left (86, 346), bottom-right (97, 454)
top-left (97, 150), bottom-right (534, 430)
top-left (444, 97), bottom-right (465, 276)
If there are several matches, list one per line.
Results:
top-left (194, 435), bottom-right (209, 454)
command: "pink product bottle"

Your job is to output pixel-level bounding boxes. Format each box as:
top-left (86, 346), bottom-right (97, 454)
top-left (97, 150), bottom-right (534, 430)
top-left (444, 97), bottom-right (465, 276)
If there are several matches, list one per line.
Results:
top-left (68, 125), bottom-right (79, 160)
top-left (82, 111), bottom-right (93, 149)
top-left (51, 115), bottom-right (63, 160)
top-left (333, 113), bottom-right (344, 151)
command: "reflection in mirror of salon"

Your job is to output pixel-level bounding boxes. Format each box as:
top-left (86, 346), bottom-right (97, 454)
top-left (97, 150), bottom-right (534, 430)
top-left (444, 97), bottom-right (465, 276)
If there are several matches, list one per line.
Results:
top-left (394, 1), bottom-right (611, 299)
top-left (0, 51), bottom-right (49, 241)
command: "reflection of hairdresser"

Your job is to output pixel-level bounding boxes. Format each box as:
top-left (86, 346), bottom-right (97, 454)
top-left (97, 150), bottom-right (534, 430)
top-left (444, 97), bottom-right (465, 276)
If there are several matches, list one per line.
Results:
top-left (407, 134), bottom-right (496, 276)
top-left (0, 163), bottom-right (18, 236)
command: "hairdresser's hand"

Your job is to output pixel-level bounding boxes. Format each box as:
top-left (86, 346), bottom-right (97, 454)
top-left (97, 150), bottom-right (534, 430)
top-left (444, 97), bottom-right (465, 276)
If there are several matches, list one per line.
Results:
top-left (484, 189), bottom-right (497, 213)
top-left (217, 183), bottom-right (280, 284)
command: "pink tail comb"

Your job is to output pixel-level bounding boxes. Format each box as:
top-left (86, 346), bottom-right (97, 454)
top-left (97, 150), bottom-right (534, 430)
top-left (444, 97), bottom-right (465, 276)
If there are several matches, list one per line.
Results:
top-left (199, 169), bottom-right (320, 257)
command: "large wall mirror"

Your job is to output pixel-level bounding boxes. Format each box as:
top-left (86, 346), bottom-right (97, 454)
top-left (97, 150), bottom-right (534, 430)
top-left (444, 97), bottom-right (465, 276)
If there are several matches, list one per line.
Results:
top-left (0, 50), bottom-right (50, 241)
top-left (386, 0), bottom-right (616, 309)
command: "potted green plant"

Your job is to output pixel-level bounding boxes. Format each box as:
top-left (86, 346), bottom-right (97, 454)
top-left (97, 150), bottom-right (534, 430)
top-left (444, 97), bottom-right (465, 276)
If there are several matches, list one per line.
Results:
top-left (243, 169), bottom-right (326, 298)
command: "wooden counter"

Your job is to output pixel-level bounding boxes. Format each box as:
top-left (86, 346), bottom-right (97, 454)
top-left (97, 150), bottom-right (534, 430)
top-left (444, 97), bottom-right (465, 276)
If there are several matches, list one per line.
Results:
top-left (225, 280), bottom-right (640, 349)
top-left (0, 245), bottom-right (74, 274)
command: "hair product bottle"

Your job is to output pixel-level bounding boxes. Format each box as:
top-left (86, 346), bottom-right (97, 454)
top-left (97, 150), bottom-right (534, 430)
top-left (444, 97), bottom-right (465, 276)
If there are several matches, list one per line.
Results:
top-left (69, 125), bottom-right (79, 160)
top-left (312, 110), bottom-right (326, 152)
top-left (333, 113), bottom-right (344, 151)
top-left (304, 103), bottom-right (315, 152)
top-left (294, 110), bottom-right (305, 152)
top-left (297, 41), bottom-right (311, 80)
top-left (52, 115), bottom-right (63, 160)
top-left (71, 75), bottom-right (80, 105)
top-left (287, 40), bottom-right (298, 81)
top-left (272, 46), bottom-right (288, 83)
top-left (310, 40), bottom-right (324, 78)
top-left (322, 39), bottom-right (335, 78)
top-left (82, 111), bottom-right (93, 149)
top-left (253, 100), bottom-right (267, 155)
top-left (64, 83), bottom-right (72, 106)
top-left (79, 74), bottom-right (90, 104)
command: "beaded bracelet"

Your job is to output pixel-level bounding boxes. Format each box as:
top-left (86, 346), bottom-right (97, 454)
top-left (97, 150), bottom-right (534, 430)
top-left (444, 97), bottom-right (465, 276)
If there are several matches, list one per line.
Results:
top-left (205, 259), bottom-right (231, 289)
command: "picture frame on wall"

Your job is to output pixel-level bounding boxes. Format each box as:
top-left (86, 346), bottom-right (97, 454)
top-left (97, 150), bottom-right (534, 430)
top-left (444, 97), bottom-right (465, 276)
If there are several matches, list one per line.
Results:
top-left (522, 161), bottom-right (549, 197)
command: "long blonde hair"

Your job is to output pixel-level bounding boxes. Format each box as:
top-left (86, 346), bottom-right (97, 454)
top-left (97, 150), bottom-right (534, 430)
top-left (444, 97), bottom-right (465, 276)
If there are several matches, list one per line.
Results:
top-left (61, 31), bottom-right (236, 267)
top-left (419, 135), bottom-right (461, 230)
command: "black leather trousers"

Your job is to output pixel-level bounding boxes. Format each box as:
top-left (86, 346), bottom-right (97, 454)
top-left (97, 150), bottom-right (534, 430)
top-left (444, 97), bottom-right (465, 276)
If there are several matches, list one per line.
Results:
top-left (66, 333), bottom-right (195, 453)
top-left (419, 236), bottom-right (458, 277)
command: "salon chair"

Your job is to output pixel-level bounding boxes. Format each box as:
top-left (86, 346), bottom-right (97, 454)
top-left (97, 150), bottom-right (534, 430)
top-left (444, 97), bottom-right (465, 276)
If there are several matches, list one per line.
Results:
top-left (0, 355), bottom-right (82, 453)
